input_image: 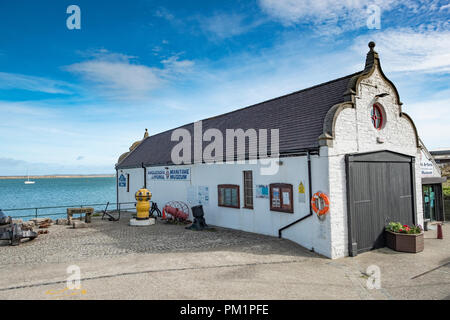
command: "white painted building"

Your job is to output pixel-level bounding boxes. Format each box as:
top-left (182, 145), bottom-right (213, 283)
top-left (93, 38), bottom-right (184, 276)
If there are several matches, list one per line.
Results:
top-left (116, 42), bottom-right (440, 259)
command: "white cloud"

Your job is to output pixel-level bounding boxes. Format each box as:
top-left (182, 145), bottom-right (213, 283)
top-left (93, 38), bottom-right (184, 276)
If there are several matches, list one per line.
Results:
top-left (0, 158), bottom-right (27, 168)
top-left (258, 0), bottom-right (399, 33)
top-left (0, 101), bottom-right (56, 117)
top-left (146, 39), bottom-right (360, 121)
top-left (352, 28), bottom-right (450, 74)
top-left (197, 13), bottom-right (265, 39)
top-left (154, 7), bottom-right (175, 21)
top-left (161, 56), bottom-right (195, 75)
top-left (406, 98), bottom-right (450, 149)
top-left (441, 3), bottom-right (450, 11)
top-left (65, 52), bottom-right (161, 99)
top-left (65, 50), bottom-right (194, 100)
top-left (0, 72), bottom-right (73, 94)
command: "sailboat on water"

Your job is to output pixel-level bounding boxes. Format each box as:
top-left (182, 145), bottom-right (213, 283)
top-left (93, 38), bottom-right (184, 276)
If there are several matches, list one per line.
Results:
top-left (24, 170), bottom-right (35, 185)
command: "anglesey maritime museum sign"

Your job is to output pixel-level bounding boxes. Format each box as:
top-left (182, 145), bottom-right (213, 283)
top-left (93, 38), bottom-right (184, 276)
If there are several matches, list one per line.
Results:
top-left (148, 168), bottom-right (191, 181)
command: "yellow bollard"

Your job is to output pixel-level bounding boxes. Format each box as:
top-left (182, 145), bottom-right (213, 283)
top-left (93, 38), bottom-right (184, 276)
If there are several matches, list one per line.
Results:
top-left (135, 188), bottom-right (152, 220)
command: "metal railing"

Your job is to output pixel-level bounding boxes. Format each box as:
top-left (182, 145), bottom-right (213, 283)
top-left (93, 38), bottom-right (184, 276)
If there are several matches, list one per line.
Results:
top-left (1, 202), bottom-right (138, 219)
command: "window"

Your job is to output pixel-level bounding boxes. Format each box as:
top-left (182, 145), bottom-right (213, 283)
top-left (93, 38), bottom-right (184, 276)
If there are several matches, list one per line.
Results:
top-left (270, 183), bottom-right (293, 213)
top-left (243, 171), bottom-right (253, 209)
top-left (371, 104), bottom-right (384, 130)
top-left (218, 185), bottom-right (240, 208)
top-left (127, 174), bottom-right (130, 193)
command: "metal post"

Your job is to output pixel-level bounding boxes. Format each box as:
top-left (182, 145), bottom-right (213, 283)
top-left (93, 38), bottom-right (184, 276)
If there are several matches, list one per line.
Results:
top-left (35, 208), bottom-right (38, 219)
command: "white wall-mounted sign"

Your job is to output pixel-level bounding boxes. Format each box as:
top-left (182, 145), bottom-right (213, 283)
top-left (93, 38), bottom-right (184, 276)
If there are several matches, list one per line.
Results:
top-left (420, 152), bottom-right (434, 177)
top-left (118, 174), bottom-right (127, 187)
top-left (187, 185), bottom-right (209, 206)
top-left (148, 168), bottom-right (191, 181)
top-left (282, 191), bottom-right (291, 206)
top-left (256, 185), bottom-right (269, 199)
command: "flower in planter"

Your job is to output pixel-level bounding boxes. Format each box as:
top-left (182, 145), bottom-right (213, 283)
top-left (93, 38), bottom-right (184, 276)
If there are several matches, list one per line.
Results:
top-left (386, 222), bottom-right (422, 234)
top-left (385, 222), bottom-right (425, 253)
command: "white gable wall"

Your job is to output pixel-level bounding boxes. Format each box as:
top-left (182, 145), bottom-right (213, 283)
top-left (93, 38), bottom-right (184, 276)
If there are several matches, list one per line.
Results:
top-left (326, 66), bottom-right (423, 258)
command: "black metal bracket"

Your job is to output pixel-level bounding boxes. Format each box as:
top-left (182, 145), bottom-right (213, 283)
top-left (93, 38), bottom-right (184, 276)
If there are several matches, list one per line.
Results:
top-left (150, 202), bottom-right (162, 218)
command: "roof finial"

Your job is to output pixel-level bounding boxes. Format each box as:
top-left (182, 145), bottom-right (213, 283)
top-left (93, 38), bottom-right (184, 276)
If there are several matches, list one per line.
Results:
top-left (363, 41), bottom-right (378, 72)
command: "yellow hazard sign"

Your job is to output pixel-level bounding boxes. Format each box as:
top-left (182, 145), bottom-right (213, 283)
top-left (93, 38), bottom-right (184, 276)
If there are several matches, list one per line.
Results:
top-left (298, 182), bottom-right (306, 203)
top-left (298, 182), bottom-right (305, 194)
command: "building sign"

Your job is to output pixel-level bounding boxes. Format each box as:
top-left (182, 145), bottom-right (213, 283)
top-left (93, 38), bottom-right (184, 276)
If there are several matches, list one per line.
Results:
top-left (420, 152), bottom-right (434, 176)
top-left (118, 174), bottom-right (127, 188)
top-left (187, 185), bottom-right (209, 206)
top-left (298, 182), bottom-right (306, 203)
top-left (148, 167), bottom-right (191, 181)
top-left (255, 184), bottom-right (269, 199)
top-left (148, 170), bottom-right (166, 180)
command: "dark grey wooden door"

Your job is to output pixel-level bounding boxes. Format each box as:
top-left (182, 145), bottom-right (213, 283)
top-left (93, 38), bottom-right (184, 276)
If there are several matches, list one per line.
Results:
top-left (346, 151), bottom-right (416, 256)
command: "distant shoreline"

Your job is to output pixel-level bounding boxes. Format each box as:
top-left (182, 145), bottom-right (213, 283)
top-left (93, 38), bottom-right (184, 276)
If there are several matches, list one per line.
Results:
top-left (0, 174), bottom-right (115, 180)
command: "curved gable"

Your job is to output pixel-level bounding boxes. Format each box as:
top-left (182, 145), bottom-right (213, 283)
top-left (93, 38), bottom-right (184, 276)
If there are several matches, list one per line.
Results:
top-left (321, 42), bottom-right (419, 149)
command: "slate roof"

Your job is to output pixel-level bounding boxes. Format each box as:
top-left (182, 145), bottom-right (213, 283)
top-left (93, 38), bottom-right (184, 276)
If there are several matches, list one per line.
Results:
top-left (117, 71), bottom-right (362, 169)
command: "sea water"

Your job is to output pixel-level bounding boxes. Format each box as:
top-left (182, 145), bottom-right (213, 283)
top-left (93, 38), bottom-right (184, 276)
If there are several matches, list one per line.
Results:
top-left (0, 177), bottom-right (117, 220)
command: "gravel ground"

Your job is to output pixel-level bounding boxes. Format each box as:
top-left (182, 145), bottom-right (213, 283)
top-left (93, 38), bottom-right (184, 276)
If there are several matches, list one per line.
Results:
top-left (0, 211), bottom-right (311, 266)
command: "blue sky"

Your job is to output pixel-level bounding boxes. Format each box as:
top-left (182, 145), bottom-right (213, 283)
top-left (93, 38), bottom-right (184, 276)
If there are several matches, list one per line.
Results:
top-left (0, 0), bottom-right (449, 175)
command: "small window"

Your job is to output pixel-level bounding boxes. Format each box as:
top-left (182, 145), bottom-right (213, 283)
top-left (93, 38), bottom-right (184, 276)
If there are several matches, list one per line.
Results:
top-left (371, 104), bottom-right (384, 130)
top-left (243, 171), bottom-right (253, 209)
top-left (270, 183), bottom-right (293, 213)
top-left (127, 174), bottom-right (130, 193)
top-left (218, 185), bottom-right (240, 208)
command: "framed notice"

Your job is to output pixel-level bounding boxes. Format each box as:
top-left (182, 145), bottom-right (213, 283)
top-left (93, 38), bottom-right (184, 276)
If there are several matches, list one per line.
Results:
top-left (270, 183), bottom-right (293, 213)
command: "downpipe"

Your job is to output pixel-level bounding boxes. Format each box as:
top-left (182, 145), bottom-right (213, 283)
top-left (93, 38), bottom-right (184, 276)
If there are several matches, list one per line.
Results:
top-left (142, 162), bottom-right (147, 188)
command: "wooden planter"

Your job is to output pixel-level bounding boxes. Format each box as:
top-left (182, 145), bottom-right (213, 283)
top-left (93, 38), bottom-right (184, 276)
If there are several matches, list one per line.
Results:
top-left (385, 231), bottom-right (424, 253)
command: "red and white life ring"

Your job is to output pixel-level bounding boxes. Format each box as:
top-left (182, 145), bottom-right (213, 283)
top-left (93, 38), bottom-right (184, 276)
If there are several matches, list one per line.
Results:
top-left (311, 192), bottom-right (330, 216)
